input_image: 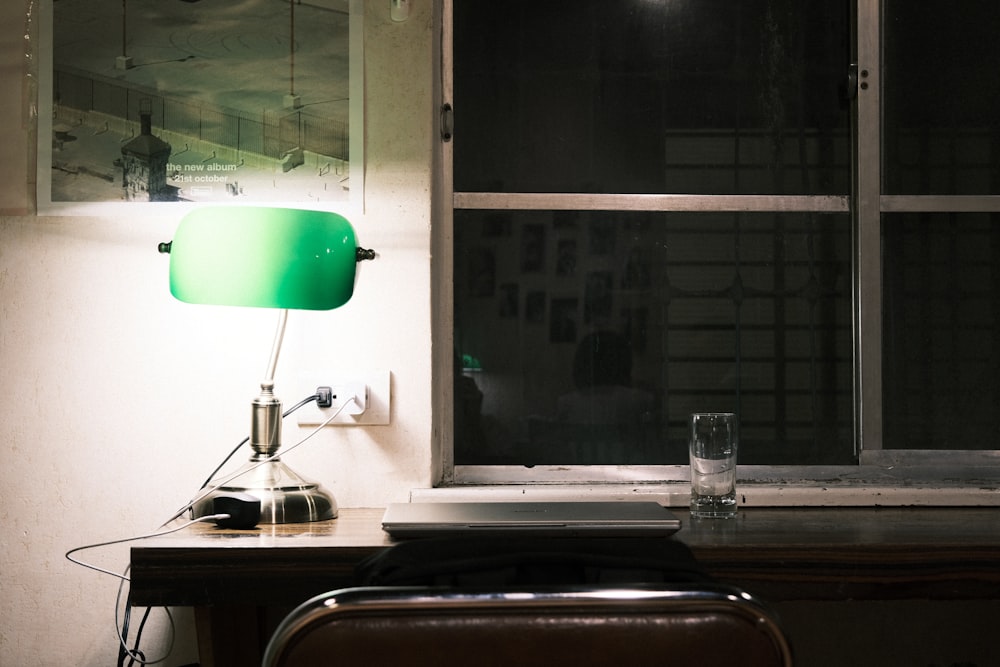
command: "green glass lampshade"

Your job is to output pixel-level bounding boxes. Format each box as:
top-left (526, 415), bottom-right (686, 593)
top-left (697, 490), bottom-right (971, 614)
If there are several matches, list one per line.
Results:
top-left (168, 206), bottom-right (359, 310)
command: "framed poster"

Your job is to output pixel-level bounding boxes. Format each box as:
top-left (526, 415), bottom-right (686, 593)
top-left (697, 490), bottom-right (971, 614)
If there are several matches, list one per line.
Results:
top-left (36, 0), bottom-right (363, 216)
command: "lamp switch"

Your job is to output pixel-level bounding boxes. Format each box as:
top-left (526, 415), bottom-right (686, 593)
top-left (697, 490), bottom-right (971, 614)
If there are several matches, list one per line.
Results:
top-left (295, 370), bottom-right (390, 426)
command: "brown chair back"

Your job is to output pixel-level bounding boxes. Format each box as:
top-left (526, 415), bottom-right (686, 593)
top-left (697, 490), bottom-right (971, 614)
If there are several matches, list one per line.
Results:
top-left (263, 584), bottom-right (793, 666)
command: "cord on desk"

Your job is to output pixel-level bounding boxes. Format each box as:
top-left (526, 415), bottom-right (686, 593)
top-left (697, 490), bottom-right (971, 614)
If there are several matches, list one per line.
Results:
top-left (65, 514), bottom-right (230, 581)
top-left (71, 392), bottom-right (352, 664)
top-left (66, 515), bottom-right (227, 666)
top-left (161, 394), bottom-right (356, 527)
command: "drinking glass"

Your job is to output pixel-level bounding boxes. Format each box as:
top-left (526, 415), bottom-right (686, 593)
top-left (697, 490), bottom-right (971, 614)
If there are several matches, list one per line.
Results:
top-left (689, 412), bottom-right (738, 518)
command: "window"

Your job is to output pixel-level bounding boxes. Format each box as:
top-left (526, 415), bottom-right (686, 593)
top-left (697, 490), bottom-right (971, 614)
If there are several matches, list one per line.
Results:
top-left (440, 0), bottom-right (1000, 484)
top-left (878, 0), bottom-right (1000, 455)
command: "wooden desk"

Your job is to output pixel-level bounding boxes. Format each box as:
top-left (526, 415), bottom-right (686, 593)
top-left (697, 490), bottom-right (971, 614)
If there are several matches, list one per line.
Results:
top-left (130, 507), bottom-right (1000, 665)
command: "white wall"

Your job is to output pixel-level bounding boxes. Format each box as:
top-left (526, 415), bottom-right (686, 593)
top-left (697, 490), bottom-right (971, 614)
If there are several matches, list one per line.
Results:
top-left (0, 1), bottom-right (436, 664)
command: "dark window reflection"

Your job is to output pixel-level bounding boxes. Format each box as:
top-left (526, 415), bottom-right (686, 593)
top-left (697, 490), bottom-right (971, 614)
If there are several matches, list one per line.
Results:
top-left (883, 1), bottom-right (1000, 195)
top-left (882, 213), bottom-right (1000, 448)
top-left (454, 0), bottom-right (851, 195)
top-left (454, 211), bottom-right (854, 465)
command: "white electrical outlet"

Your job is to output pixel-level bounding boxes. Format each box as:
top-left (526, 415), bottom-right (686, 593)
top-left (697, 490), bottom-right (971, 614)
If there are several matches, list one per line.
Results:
top-left (293, 369), bottom-right (390, 426)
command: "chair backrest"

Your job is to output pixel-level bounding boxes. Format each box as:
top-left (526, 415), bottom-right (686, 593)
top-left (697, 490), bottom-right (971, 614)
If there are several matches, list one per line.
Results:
top-left (262, 584), bottom-right (793, 667)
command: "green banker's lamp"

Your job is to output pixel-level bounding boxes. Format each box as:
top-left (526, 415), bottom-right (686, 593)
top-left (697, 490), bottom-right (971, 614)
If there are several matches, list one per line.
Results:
top-left (159, 206), bottom-right (375, 524)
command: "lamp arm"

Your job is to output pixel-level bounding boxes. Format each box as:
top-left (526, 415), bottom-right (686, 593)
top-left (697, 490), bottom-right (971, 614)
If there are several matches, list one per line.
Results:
top-left (264, 309), bottom-right (289, 386)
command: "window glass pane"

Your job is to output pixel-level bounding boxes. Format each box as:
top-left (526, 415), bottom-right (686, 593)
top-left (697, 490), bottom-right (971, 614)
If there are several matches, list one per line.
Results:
top-left (454, 211), bottom-right (854, 465)
top-left (882, 213), bottom-right (1000, 449)
top-left (883, 2), bottom-right (1000, 195)
top-left (453, 0), bottom-right (850, 195)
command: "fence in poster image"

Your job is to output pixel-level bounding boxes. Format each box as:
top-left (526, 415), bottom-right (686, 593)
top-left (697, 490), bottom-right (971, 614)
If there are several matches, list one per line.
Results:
top-left (52, 67), bottom-right (348, 165)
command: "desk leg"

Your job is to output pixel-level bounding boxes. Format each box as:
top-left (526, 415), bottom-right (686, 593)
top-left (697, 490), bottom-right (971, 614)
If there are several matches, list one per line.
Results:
top-left (194, 605), bottom-right (265, 667)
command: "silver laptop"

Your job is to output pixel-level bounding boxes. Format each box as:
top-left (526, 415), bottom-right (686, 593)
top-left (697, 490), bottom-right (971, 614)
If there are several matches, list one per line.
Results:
top-left (381, 501), bottom-right (681, 538)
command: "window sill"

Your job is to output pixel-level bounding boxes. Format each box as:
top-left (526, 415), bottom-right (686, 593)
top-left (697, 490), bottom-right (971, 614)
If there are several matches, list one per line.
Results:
top-left (422, 468), bottom-right (1000, 507)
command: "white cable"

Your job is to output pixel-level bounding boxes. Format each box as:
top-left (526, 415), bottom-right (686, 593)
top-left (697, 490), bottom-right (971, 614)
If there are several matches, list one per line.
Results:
top-left (67, 396), bottom-right (357, 576)
top-left (66, 515), bottom-right (228, 666)
top-left (65, 514), bottom-right (229, 582)
top-left (65, 394), bottom-right (358, 664)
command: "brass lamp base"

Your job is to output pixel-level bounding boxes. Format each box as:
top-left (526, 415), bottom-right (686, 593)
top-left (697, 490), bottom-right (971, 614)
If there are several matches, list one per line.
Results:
top-left (192, 459), bottom-right (337, 524)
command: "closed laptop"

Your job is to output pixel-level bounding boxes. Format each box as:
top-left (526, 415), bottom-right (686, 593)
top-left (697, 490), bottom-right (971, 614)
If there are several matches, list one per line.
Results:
top-left (381, 501), bottom-right (681, 538)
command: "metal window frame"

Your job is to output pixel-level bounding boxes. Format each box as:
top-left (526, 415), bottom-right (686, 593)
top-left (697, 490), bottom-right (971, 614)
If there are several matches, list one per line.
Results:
top-left (856, 0), bottom-right (1000, 467)
top-left (435, 0), bottom-right (1000, 488)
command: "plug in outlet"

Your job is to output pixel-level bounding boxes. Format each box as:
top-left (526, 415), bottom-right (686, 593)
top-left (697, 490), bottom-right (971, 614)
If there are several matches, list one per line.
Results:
top-left (295, 370), bottom-right (390, 426)
top-left (315, 382), bottom-right (366, 414)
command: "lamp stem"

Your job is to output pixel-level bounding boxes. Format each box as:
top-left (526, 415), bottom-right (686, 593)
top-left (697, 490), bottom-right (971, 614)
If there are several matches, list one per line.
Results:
top-left (264, 309), bottom-right (289, 386)
top-left (252, 309), bottom-right (288, 461)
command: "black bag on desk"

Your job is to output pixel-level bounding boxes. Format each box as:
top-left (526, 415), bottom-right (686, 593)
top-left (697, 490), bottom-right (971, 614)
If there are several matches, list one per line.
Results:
top-left (355, 536), bottom-right (711, 587)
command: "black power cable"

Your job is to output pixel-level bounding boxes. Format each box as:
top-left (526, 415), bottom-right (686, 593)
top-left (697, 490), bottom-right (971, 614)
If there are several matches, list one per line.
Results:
top-left (197, 393), bottom-right (319, 490)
